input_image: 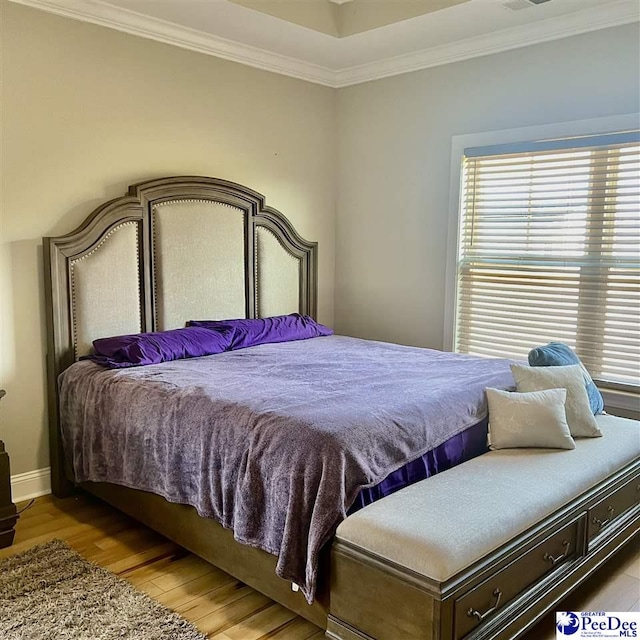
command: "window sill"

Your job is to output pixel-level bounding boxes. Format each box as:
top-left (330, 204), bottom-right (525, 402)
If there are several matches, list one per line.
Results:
top-left (600, 387), bottom-right (639, 419)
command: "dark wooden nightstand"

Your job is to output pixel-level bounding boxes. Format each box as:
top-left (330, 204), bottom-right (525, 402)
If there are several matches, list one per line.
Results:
top-left (0, 390), bottom-right (19, 548)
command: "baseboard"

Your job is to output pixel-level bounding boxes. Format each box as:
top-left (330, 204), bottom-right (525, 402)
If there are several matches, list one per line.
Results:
top-left (11, 467), bottom-right (51, 503)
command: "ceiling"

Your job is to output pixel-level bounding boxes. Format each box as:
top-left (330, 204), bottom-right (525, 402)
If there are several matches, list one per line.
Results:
top-left (10, 0), bottom-right (639, 87)
top-left (227, 0), bottom-right (469, 37)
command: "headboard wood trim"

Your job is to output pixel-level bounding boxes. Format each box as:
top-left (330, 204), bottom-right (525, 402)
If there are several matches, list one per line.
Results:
top-left (44, 176), bottom-right (318, 496)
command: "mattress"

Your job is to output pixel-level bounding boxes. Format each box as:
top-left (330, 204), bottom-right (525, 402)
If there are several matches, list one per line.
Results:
top-left (59, 335), bottom-right (514, 602)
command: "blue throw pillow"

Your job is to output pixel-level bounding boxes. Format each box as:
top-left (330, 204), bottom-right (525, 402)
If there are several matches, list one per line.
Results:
top-left (528, 342), bottom-right (604, 415)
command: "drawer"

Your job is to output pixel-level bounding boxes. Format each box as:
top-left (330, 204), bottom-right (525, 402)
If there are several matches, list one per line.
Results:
top-left (454, 519), bottom-right (581, 640)
top-left (588, 478), bottom-right (640, 544)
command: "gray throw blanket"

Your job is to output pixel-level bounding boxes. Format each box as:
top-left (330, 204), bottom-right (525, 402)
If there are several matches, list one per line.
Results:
top-left (59, 336), bottom-right (515, 602)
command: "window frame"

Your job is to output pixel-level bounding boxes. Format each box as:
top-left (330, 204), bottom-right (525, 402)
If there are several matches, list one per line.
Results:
top-left (444, 113), bottom-right (640, 412)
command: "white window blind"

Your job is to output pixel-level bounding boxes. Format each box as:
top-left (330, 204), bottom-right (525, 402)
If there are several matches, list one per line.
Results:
top-left (455, 132), bottom-right (640, 389)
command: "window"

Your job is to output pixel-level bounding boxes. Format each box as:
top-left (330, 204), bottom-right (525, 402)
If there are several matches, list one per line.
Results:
top-left (454, 131), bottom-right (640, 389)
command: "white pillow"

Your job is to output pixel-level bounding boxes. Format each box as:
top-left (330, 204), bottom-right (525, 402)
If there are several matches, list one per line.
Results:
top-left (510, 364), bottom-right (602, 438)
top-left (486, 388), bottom-right (575, 450)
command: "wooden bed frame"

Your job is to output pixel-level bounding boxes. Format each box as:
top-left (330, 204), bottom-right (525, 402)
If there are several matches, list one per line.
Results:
top-left (44, 176), bottom-right (639, 639)
top-left (44, 176), bottom-right (330, 624)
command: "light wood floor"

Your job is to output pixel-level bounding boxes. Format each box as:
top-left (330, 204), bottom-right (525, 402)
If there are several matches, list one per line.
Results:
top-left (1, 493), bottom-right (638, 640)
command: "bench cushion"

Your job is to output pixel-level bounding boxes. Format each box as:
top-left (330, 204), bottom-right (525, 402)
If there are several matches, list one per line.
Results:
top-left (336, 414), bottom-right (639, 583)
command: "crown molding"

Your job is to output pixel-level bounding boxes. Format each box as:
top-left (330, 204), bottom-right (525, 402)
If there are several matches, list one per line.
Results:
top-left (9, 0), bottom-right (337, 87)
top-left (9, 0), bottom-right (640, 89)
top-left (334, 0), bottom-right (640, 87)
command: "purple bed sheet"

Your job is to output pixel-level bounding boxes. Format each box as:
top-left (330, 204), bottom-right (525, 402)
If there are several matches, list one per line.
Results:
top-left (348, 417), bottom-right (488, 514)
top-left (59, 335), bottom-right (515, 603)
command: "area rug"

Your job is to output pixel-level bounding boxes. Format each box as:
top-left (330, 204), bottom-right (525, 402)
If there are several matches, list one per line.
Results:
top-left (0, 539), bottom-right (207, 639)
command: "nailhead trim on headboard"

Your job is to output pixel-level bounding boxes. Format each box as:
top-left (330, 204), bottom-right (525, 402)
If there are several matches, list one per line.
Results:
top-left (152, 199), bottom-right (243, 208)
top-left (255, 226), bottom-right (301, 316)
top-left (151, 199), bottom-right (245, 327)
top-left (69, 221), bottom-right (140, 360)
top-left (254, 228), bottom-right (259, 314)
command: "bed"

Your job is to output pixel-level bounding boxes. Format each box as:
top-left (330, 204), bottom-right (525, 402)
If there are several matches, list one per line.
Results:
top-left (44, 176), bottom-right (639, 638)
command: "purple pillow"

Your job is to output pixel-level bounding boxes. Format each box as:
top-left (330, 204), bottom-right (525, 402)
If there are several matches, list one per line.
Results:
top-left (86, 326), bottom-right (234, 368)
top-left (188, 314), bottom-right (333, 350)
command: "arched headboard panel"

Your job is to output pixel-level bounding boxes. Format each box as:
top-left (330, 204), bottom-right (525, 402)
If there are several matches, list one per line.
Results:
top-left (44, 176), bottom-right (318, 495)
top-left (150, 199), bottom-right (249, 330)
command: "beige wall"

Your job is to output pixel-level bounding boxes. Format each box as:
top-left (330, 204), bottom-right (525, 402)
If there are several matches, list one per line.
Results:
top-left (335, 23), bottom-right (640, 349)
top-left (0, 2), bottom-right (336, 474)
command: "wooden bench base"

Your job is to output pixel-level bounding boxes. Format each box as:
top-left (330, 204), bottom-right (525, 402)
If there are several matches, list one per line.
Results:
top-left (328, 460), bottom-right (639, 640)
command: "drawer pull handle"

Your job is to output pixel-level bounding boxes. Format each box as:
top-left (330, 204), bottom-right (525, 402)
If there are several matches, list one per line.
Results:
top-left (467, 588), bottom-right (503, 622)
top-left (593, 506), bottom-right (615, 529)
top-left (544, 540), bottom-right (570, 566)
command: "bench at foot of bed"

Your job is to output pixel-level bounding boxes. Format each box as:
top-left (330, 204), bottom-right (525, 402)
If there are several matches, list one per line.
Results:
top-left (328, 414), bottom-right (640, 640)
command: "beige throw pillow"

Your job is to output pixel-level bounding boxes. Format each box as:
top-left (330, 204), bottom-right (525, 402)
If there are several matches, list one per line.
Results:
top-left (510, 364), bottom-right (602, 438)
top-left (486, 388), bottom-right (575, 450)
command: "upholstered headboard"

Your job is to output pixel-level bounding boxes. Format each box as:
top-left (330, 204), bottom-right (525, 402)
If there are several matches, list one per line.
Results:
top-left (44, 176), bottom-right (318, 495)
